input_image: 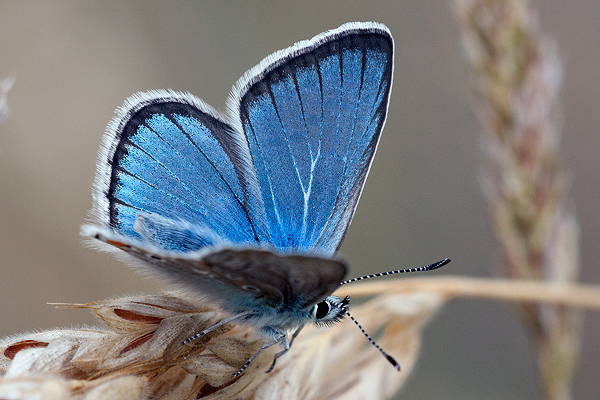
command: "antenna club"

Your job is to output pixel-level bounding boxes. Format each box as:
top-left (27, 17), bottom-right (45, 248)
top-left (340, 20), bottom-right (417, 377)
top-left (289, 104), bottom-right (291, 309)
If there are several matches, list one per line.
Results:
top-left (341, 308), bottom-right (402, 372)
top-left (386, 355), bottom-right (400, 371)
top-left (428, 258), bottom-right (451, 270)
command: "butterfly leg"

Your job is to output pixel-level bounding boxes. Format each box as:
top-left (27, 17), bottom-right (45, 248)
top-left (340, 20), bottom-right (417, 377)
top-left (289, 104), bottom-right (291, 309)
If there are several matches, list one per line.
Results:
top-left (265, 327), bottom-right (303, 373)
top-left (233, 328), bottom-right (287, 378)
top-left (288, 323), bottom-right (305, 348)
top-left (265, 324), bottom-right (305, 373)
top-left (183, 310), bottom-right (253, 344)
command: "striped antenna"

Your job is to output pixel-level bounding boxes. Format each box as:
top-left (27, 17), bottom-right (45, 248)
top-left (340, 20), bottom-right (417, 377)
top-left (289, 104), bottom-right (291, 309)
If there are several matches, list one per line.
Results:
top-left (336, 258), bottom-right (450, 370)
top-left (344, 308), bottom-right (400, 370)
top-left (340, 258), bottom-right (450, 286)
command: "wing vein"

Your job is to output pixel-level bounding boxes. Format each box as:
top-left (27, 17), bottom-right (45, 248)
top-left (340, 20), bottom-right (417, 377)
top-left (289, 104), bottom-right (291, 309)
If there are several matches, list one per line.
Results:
top-left (167, 115), bottom-right (247, 210)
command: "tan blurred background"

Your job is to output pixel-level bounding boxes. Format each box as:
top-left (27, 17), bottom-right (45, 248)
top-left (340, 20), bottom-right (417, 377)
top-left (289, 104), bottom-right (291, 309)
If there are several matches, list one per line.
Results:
top-left (0, 1), bottom-right (598, 399)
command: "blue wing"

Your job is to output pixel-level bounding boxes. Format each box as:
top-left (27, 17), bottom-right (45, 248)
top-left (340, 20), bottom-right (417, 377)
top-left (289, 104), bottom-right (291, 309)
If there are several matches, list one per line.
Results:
top-left (229, 22), bottom-right (394, 255)
top-left (87, 22), bottom-right (393, 258)
top-left (89, 91), bottom-right (268, 251)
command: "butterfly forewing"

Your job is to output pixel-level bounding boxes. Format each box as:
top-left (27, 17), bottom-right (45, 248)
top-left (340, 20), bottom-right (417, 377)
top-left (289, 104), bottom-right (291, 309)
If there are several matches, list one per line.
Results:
top-left (235, 25), bottom-right (393, 255)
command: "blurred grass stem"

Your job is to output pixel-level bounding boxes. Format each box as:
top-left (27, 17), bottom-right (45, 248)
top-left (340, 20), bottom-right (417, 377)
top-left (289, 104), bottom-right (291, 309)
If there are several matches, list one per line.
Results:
top-left (454, 0), bottom-right (582, 399)
top-left (343, 276), bottom-right (600, 310)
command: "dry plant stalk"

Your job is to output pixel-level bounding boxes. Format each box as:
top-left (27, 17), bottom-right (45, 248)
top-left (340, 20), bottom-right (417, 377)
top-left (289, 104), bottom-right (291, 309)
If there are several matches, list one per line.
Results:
top-left (343, 276), bottom-right (600, 310)
top-left (455, 0), bottom-right (581, 399)
top-left (0, 290), bottom-right (442, 400)
top-left (2, 276), bottom-right (599, 399)
top-left (0, 76), bottom-right (14, 124)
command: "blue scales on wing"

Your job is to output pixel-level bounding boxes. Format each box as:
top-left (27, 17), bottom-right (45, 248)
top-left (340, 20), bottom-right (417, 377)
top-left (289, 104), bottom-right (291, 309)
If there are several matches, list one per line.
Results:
top-left (93, 26), bottom-right (393, 258)
top-left (236, 30), bottom-right (393, 255)
top-left (98, 94), bottom-right (267, 251)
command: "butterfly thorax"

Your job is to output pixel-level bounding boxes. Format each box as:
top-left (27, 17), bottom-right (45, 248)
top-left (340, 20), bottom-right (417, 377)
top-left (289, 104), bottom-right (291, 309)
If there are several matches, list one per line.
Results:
top-left (234, 294), bottom-right (349, 334)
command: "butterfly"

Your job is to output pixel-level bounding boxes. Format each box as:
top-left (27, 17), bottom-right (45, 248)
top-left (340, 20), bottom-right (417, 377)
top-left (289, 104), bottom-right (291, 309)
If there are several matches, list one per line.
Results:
top-left (82, 21), bottom-right (448, 377)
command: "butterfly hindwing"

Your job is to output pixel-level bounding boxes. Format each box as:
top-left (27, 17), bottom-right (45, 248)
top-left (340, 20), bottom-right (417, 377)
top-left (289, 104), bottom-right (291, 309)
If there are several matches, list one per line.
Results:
top-left (198, 248), bottom-right (348, 309)
top-left (88, 227), bottom-right (347, 312)
top-left (92, 91), bottom-right (267, 251)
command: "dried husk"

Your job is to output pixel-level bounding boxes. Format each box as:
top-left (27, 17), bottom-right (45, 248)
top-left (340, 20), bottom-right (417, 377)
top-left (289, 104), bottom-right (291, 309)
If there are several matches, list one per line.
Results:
top-left (0, 290), bottom-right (443, 400)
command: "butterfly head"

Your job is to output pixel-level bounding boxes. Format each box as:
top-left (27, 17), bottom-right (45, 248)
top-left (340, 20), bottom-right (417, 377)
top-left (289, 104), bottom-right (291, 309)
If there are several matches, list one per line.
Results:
top-left (310, 295), bottom-right (349, 327)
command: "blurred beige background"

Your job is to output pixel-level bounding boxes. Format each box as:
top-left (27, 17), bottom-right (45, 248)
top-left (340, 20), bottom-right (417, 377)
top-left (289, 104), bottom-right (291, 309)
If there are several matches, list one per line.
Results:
top-left (0, 1), bottom-right (598, 399)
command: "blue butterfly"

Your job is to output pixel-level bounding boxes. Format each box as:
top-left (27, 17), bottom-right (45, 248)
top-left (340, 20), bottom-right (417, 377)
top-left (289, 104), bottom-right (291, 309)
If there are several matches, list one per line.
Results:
top-left (82, 21), bottom-right (428, 376)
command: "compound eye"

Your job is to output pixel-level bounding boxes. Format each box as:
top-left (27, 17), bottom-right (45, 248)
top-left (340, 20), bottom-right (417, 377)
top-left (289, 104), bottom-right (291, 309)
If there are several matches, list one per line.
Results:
top-left (313, 301), bottom-right (330, 319)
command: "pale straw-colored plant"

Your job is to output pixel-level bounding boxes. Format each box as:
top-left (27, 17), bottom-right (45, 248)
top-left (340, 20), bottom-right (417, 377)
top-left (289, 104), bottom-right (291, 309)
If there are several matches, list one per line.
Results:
top-left (0, 288), bottom-right (443, 400)
top-left (0, 76), bottom-right (14, 124)
top-left (1, 279), bottom-right (599, 399)
top-left (455, 0), bottom-right (582, 399)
